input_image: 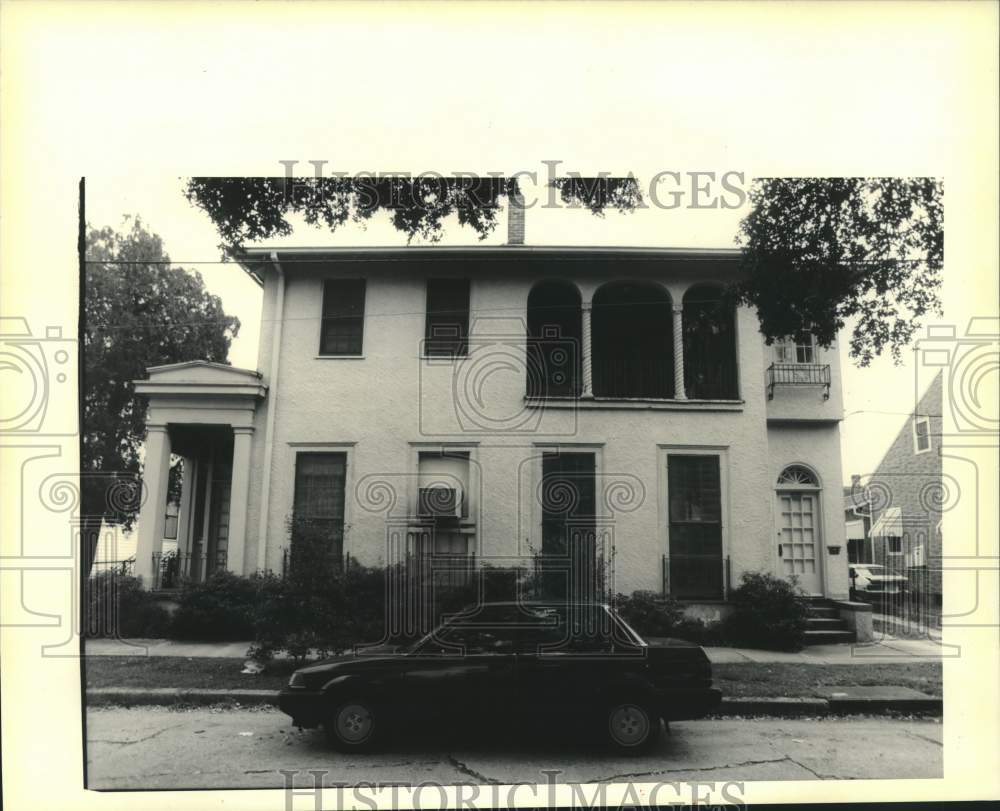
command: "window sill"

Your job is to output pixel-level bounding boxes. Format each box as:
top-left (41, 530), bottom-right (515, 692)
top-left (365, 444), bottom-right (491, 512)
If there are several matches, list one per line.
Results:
top-left (316, 355), bottom-right (365, 360)
top-left (524, 396), bottom-right (744, 412)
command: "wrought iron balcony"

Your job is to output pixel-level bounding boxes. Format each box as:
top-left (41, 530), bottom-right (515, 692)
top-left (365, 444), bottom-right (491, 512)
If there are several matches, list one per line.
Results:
top-left (766, 363), bottom-right (831, 400)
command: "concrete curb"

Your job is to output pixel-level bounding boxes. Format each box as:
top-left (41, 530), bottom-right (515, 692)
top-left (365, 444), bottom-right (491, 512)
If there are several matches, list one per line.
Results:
top-left (87, 687), bottom-right (280, 707)
top-left (714, 697), bottom-right (830, 717)
top-left (87, 688), bottom-right (942, 716)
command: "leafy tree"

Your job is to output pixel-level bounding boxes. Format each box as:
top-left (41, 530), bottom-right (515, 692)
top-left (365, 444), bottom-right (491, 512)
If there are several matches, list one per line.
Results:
top-left (184, 176), bottom-right (646, 253)
top-left (185, 176), bottom-right (512, 250)
top-left (82, 217), bottom-right (240, 576)
top-left (733, 178), bottom-right (943, 365)
top-left (186, 175), bottom-right (943, 366)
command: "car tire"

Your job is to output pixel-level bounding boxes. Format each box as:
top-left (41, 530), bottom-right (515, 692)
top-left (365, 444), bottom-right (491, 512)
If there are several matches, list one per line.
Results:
top-left (604, 699), bottom-right (660, 755)
top-left (325, 697), bottom-right (384, 753)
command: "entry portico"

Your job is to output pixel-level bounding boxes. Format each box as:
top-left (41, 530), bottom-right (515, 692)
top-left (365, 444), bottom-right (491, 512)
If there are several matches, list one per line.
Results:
top-left (132, 361), bottom-right (266, 588)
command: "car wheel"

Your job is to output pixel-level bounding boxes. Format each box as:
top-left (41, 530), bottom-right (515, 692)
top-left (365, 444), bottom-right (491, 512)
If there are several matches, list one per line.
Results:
top-left (325, 698), bottom-right (383, 752)
top-left (605, 700), bottom-right (660, 754)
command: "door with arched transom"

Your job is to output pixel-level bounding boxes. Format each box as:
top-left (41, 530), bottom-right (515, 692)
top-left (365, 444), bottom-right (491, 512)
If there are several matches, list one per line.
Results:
top-left (775, 465), bottom-right (823, 595)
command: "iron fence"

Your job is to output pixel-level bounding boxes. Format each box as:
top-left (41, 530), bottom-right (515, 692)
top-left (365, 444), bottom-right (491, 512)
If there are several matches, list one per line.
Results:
top-left (89, 558), bottom-right (135, 577)
top-left (151, 550), bottom-right (228, 590)
top-left (661, 554), bottom-right (730, 601)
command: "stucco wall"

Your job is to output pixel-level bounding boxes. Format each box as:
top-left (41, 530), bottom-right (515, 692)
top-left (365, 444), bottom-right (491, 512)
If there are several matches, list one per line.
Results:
top-left (765, 423), bottom-right (850, 599)
top-left (239, 256), bottom-right (846, 598)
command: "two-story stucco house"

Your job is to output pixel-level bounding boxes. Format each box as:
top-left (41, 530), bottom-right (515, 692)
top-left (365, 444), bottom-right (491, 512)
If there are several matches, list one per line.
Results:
top-left (131, 213), bottom-right (851, 618)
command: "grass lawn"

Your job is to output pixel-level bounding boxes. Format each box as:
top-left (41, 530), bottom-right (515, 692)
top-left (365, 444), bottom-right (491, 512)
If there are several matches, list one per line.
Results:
top-left (714, 662), bottom-right (942, 698)
top-left (84, 657), bottom-right (942, 698)
top-left (85, 656), bottom-right (301, 692)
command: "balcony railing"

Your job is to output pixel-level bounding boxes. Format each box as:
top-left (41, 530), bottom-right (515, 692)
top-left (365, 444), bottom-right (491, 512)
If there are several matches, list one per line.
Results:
top-left (662, 554), bottom-right (731, 601)
top-left (592, 357), bottom-right (674, 399)
top-left (766, 363), bottom-right (831, 400)
top-left (151, 550), bottom-right (227, 589)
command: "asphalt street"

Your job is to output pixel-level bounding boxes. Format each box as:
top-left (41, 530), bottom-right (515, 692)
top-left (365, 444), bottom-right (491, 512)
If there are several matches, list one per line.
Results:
top-left (85, 706), bottom-right (943, 790)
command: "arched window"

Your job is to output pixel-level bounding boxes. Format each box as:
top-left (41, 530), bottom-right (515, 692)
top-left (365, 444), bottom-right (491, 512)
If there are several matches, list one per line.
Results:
top-left (683, 285), bottom-right (738, 399)
top-left (526, 281), bottom-right (582, 397)
top-left (776, 465), bottom-right (820, 488)
top-left (591, 281), bottom-right (673, 398)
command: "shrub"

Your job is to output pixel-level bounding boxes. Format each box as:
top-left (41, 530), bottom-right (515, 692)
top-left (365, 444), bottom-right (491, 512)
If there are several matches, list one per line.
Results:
top-left (612, 590), bottom-right (684, 638)
top-left (671, 616), bottom-right (725, 646)
top-left (722, 571), bottom-right (808, 651)
top-left (170, 570), bottom-right (265, 641)
top-left (84, 572), bottom-right (171, 638)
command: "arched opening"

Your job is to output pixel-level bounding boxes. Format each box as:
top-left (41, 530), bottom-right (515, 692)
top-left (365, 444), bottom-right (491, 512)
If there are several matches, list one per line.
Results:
top-left (591, 281), bottom-right (673, 398)
top-left (526, 281), bottom-right (583, 397)
top-left (683, 285), bottom-right (738, 400)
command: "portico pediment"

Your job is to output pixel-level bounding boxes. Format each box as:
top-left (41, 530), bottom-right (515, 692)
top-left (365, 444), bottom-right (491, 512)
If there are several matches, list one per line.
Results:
top-left (134, 361), bottom-right (267, 429)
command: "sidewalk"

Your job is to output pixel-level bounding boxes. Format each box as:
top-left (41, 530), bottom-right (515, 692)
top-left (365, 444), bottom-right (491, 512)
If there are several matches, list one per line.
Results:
top-left (83, 635), bottom-right (946, 663)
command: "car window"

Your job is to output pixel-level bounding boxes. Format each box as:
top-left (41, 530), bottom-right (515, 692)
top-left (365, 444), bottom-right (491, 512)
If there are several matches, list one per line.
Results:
top-left (517, 606), bottom-right (617, 654)
top-left (437, 623), bottom-right (515, 654)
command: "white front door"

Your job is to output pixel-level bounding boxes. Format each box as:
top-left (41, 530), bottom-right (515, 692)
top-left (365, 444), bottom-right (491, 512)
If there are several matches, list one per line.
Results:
top-left (776, 491), bottom-right (823, 595)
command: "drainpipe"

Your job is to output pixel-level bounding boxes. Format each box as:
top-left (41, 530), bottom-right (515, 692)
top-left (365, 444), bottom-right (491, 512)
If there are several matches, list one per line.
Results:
top-left (256, 252), bottom-right (285, 573)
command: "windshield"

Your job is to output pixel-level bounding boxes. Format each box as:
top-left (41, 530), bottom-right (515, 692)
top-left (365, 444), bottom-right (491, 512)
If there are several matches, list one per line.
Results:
top-left (612, 608), bottom-right (647, 647)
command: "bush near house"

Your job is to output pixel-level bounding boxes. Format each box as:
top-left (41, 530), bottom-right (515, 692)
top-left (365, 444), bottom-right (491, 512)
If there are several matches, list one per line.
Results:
top-left (85, 567), bottom-right (807, 653)
top-left (84, 572), bottom-right (171, 639)
top-left (171, 570), bottom-right (281, 642)
top-left (722, 571), bottom-right (809, 651)
top-left (612, 590), bottom-right (684, 637)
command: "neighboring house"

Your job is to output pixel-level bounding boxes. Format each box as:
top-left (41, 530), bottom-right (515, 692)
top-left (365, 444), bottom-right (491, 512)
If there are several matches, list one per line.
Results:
top-left (130, 212), bottom-right (851, 615)
top-left (844, 473), bottom-right (872, 564)
top-left (864, 373), bottom-right (944, 604)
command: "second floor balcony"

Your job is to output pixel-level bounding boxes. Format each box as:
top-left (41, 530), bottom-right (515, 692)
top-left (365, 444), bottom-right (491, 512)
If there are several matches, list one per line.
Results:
top-left (524, 279), bottom-right (741, 403)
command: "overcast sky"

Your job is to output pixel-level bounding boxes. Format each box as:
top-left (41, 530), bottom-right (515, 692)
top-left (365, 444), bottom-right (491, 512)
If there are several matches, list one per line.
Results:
top-left (86, 174), bottom-right (938, 485)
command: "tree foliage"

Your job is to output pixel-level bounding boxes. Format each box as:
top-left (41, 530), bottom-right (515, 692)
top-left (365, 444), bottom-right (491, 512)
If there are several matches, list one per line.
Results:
top-left (184, 176), bottom-right (646, 252)
top-left (550, 175), bottom-right (644, 215)
top-left (733, 178), bottom-right (943, 365)
top-left (185, 175), bottom-right (943, 365)
top-left (83, 217), bottom-right (240, 542)
top-left (185, 176), bottom-right (513, 249)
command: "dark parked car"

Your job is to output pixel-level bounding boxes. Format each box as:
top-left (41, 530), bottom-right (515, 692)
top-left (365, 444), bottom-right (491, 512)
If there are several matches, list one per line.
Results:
top-left (278, 601), bottom-right (721, 754)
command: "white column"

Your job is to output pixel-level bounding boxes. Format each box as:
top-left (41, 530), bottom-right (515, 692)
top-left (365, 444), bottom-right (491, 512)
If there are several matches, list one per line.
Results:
top-left (134, 424), bottom-right (171, 588)
top-left (176, 456), bottom-right (196, 557)
top-left (672, 303), bottom-right (686, 400)
top-left (226, 427), bottom-right (254, 576)
top-left (581, 302), bottom-right (593, 397)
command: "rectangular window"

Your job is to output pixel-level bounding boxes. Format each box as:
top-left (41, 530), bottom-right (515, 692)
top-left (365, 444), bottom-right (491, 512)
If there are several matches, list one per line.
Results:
top-left (913, 416), bottom-right (931, 453)
top-left (424, 279), bottom-right (470, 357)
top-left (667, 454), bottom-right (724, 600)
top-left (775, 330), bottom-right (815, 364)
top-left (292, 452), bottom-right (347, 567)
top-left (320, 279), bottom-right (365, 356)
top-left (888, 536), bottom-right (903, 555)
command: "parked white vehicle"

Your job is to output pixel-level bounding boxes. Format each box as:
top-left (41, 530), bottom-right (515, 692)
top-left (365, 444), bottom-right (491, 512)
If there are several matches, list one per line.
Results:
top-left (849, 563), bottom-right (907, 596)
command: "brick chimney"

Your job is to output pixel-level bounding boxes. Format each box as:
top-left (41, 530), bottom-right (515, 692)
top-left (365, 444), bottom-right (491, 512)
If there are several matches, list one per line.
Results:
top-left (507, 190), bottom-right (525, 245)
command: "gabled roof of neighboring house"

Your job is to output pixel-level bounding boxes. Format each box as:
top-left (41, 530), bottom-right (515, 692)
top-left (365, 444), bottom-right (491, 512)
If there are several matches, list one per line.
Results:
top-left (870, 371), bottom-right (943, 473)
top-left (235, 245), bottom-right (744, 285)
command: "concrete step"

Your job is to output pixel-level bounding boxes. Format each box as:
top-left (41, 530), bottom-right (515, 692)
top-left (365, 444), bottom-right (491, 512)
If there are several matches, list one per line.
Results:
top-left (806, 617), bottom-right (848, 630)
top-left (803, 629), bottom-right (857, 645)
top-left (807, 606), bottom-right (840, 619)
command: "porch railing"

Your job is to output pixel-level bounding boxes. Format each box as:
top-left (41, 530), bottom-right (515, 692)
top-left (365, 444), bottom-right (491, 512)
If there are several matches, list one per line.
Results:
top-left (151, 550), bottom-right (228, 589)
top-left (661, 554), bottom-right (730, 601)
